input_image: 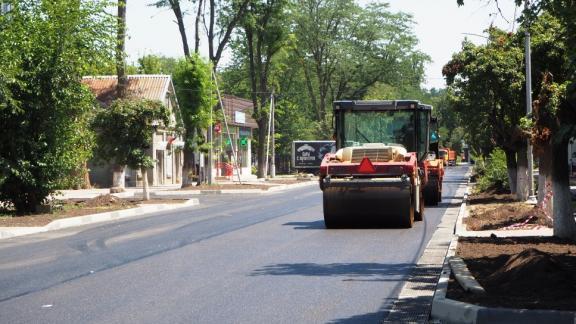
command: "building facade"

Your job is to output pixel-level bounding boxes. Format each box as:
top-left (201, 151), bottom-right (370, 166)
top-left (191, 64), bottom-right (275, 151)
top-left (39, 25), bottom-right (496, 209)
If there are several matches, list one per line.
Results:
top-left (214, 95), bottom-right (259, 180)
top-left (82, 75), bottom-right (184, 187)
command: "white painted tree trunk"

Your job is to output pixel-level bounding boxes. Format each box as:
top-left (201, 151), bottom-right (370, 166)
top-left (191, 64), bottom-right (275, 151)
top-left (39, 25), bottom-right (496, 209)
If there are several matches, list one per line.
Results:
top-left (552, 179), bottom-right (576, 239)
top-left (181, 147), bottom-right (195, 188)
top-left (516, 145), bottom-right (529, 201)
top-left (551, 141), bottom-right (576, 239)
top-left (507, 168), bottom-right (517, 194)
top-left (141, 167), bottom-right (150, 201)
top-left (110, 165), bottom-right (125, 193)
top-left (505, 150), bottom-right (517, 194)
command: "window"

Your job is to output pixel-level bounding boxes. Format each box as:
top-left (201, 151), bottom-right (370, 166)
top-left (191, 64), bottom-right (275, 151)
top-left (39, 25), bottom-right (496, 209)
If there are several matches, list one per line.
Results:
top-left (417, 111), bottom-right (429, 160)
top-left (341, 110), bottom-right (416, 151)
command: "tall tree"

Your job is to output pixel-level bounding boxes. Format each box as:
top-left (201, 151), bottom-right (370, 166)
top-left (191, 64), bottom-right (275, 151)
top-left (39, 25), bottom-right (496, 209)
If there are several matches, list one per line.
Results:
top-left (456, 1), bottom-right (576, 239)
top-left (292, 0), bottom-right (429, 136)
top-left (443, 29), bottom-right (527, 198)
top-left (172, 55), bottom-right (216, 187)
top-left (0, 0), bottom-right (115, 214)
top-left (240, 0), bottom-right (288, 178)
top-left (116, 0), bottom-right (128, 98)
top-left (111, 0), bottom-right (129, 193)
top-left (206, 0), bottom-right (250, 67)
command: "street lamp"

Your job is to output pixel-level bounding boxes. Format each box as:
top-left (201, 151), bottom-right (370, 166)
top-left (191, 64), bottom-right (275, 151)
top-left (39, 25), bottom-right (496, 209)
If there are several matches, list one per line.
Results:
top-left (524, 0), bottom-right (535, 199)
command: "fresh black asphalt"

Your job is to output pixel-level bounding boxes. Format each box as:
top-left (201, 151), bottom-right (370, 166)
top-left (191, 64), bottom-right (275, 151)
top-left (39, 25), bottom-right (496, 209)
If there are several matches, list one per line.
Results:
top-left (0, 166), bottom-right (469, 323)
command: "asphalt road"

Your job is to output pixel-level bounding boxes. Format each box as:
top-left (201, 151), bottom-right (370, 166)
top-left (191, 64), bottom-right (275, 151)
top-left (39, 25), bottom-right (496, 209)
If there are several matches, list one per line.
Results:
top-left (0, 166), bottom-right (469, 324)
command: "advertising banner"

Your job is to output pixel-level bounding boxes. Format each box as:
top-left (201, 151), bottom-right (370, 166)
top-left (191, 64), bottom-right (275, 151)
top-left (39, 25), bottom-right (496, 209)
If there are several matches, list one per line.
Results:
top-left (292, 141), bottom-right (336, 168)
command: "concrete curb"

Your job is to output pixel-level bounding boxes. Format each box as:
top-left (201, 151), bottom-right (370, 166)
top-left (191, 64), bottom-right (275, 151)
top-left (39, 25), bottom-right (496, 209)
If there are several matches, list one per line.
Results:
top-left (448, 256), bottom-right (485, 295)
top-left (383, 168), bottom-right (471, 323)
top-left (431, 185), bottom-right (576, 324)
top-left (0, 198), bottom-right (199, 240)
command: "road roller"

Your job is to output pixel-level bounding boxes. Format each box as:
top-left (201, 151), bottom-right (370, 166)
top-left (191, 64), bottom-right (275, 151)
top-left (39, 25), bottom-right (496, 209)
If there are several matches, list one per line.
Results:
top-left (423, 117), bottom-right (444, 206)
top-left (319, 100), bottom-right (433, 228)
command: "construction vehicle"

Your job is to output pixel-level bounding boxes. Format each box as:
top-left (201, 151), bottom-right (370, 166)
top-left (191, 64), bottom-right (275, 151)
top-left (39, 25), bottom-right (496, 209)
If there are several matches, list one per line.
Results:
top-left (423, 118), bottom-right (444, 206)
top-left (319, 100), bottom-right (433, 228)
top-left (447, 149), bottom-right (457, 166)
top-left (438, 148), bottom-right (448, 166)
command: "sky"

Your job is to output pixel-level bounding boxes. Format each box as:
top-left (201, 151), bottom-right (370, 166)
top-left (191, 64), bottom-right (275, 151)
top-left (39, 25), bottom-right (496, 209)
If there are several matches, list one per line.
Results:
top-left (125, 0), bottom-right (520, 89)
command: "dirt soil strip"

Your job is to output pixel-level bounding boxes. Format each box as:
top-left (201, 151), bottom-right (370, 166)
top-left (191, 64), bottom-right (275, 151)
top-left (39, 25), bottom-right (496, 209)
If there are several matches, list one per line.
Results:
top-left (465, 191), bottom-right (552, 231)
top-left (447, 236), bottom-right (576, 311)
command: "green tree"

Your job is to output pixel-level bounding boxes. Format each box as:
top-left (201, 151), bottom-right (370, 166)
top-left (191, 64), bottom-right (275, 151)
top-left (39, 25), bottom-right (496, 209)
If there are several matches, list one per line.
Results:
top-left (93, 99), bottom-right (169, 200)
top-left (0, 0), bottom-right (114, 214)
top-left (455, 1), bottom-right (576, 239)
top-left (292, 0), bottom-right (429, 135)
top-left (172, 55), bottom-right (216, 186)
top-left (443, 28), bottom-right (527, 198)
top-left (137, 54), bottom-right (178, 75)
top-left (236, 0), bottom-right (289, 178)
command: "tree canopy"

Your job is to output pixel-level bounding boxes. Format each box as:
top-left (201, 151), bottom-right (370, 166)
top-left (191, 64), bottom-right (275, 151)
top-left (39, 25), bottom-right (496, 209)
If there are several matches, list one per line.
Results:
top-left (0, 0), bottom-right (114, 214)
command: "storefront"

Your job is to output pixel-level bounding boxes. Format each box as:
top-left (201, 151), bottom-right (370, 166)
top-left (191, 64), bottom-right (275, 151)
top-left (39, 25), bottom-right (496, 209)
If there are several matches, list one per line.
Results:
top-left (213, 95), bottom-right (258, 180)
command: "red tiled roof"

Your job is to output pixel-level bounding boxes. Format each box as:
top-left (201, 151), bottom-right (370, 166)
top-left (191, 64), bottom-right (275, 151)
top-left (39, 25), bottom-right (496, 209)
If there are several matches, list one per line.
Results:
top-left (221, 94), bottom-right (258, 129)
top-left (82, 75), bottom-right (170, 105)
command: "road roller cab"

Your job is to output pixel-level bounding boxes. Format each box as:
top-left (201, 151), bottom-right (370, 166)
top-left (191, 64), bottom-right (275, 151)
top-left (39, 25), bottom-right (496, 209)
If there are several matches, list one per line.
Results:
top-left (319, 100), bottom-right (432, 228)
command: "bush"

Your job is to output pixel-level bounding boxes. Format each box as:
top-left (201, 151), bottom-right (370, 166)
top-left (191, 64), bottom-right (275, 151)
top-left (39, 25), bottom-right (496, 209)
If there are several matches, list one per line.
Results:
top-left (475, 148), bottom-right (509, 192)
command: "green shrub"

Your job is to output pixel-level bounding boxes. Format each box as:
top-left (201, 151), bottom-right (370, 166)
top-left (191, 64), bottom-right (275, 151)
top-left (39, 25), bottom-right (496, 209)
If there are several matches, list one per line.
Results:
top-left (475, 148), bottom-right (509, 192)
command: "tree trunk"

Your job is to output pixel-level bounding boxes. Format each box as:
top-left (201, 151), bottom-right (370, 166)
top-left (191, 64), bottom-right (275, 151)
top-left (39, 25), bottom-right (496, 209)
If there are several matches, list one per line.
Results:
top-left (516, 143), bottom-right (529, 201)
top-left (141, 167), bottom-right (150, 201)
top-left (181, 147), bottom-right (195, 187)
top-left (171, 0), bottom-right (190, 57)
top-left (537, 144), bottom-right (553, 203)
top-left (552, 139), bottom-right (576, 239)
top-left (194, 0), bottom-right (203, 54)
top-left (82, 161), bottom-right (91, 189)
top-left (504, 149), bottom-right (517, 194)
top-left (116, 0), bottom-right (128, 98)
top-left (110, 164), bottom-right (125, 193)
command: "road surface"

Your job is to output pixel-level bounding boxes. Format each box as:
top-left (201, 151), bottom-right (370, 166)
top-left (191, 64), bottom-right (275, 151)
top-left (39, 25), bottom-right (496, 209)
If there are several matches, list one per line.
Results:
top-left (0, 166), bottom-right (469, 323)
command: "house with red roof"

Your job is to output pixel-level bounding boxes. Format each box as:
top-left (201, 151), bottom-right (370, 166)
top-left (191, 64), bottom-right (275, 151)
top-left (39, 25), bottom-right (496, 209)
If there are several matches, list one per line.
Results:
top-left (82, 75), bottom-right (184, 187)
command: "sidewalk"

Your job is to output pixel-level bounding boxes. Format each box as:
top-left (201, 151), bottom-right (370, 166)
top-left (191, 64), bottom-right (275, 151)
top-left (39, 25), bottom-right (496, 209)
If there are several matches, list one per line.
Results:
top-left (56, 177), bottom-right (317, 200)
top-left (1, 178), bottom-right (317, 240)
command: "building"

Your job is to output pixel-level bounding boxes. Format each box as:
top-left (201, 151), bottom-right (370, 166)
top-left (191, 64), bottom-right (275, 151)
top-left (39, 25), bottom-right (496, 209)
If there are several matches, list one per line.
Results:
top-left (82, 75), bottom-right (184, 187)
top-left (214, 95), bottom-right (259, 180)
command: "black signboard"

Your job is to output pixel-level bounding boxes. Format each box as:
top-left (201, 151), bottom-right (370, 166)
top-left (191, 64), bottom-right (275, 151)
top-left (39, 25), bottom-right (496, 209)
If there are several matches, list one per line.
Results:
top-left (292, 141), bottom-right (336, 168)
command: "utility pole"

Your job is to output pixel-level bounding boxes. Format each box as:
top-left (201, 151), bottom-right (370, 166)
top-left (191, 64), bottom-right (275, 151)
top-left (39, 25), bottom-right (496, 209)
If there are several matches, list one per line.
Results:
top-left (207, 73), bottom-right (214, 185)
top-left (525, 0), bottom-right (535, 198)
top-left (270, 94), bottom-right (276, 178)
top-left (264, 90), bottom-right (274, 177)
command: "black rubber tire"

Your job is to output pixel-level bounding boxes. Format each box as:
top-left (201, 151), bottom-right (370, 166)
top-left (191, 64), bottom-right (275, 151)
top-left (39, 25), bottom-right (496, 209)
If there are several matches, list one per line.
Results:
top-left (437, 183), bottom-right (442, 203)
top-left (400, 193), bottom-right (415, 228)
top-left (424, 178), bottom-right (440, 206)
top-left (324, 217), bottom-right (340, 229)
top-left (415, 190), bottom-right (425, 221)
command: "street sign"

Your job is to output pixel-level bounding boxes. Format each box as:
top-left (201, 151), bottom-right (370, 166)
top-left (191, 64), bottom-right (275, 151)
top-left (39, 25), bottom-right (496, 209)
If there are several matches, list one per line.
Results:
top-left (240, 137), bottom-right (248, 147)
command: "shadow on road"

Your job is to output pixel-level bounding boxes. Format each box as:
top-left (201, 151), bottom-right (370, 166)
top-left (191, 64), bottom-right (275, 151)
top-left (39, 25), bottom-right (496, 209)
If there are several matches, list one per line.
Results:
top-left (283, 220), bottom-right (326, 230)
top-left (250, 262), bottom-right (440, 284)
